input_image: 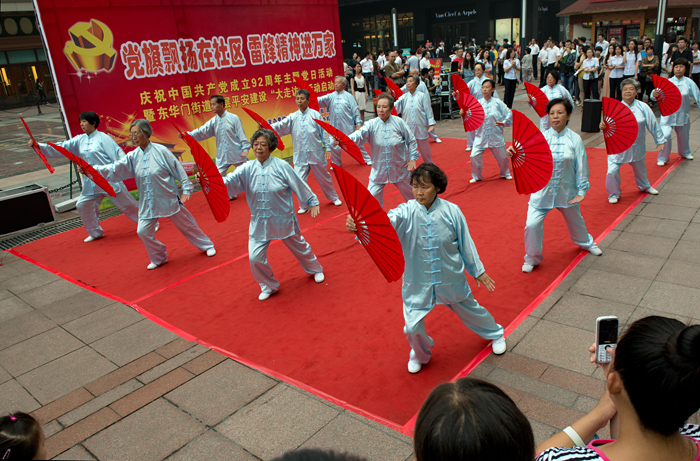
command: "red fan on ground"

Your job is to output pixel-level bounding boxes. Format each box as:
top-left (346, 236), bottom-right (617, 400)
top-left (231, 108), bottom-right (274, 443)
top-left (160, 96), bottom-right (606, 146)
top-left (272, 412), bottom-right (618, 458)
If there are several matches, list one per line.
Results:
top-left (20, 117), bottom-right (55, 174)
top-left (331, 164), bottom-right (404, 283)
top-left (510, 110), bottom-right (553, 195)
top-left (601, 97), bottom-right (638, 156)
top-left (293, 76), bottom-right (320, 112)
top-left (241, 107), bottom-right (285, 151)
top-left (313, 119), bottom-right (366, 165)
top-left (46, 142), bottom-right (116, 197)
top-left (454, 92), bottom-right (485, 132)
top-left (372, 89), bottom-right (398, 115)
top-left (169, 120), bottom-right (230, 223)
top-left (451, 74), bottom-right (470, 96)
top-left (383, 77), bottom-right (404, 99)
top-left (524, 82), bottom-right (549, 118)
top-left (651, 74), bottom-right (682, 117)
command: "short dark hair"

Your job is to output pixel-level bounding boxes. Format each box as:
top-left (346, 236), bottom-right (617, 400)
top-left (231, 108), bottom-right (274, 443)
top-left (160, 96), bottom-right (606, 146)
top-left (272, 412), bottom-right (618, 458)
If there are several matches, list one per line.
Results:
top-left (210, 94), bottom-right (225, 105)
top-left (546, 97), bottom-right (573, 115)
top-left (250, 128), bottom-right (278, 152)
top-left (79, 111), bottom-right (100, 129)
top-left (677, 36), bottom-right (688, 44)
top-left (410, 163), bottom-right (448, 194)
top-left (673, 57), bottom-right (690, 72)
top-left (376, 92), bottom-right (395, 109)
top-left (414, 378), bottom-right (534, 461)
top-left (474, 62), bottom-right (485, 71)
top-left (0, 412), bottom-right (43, 460)
top-left (296, 89), bottom-right (310, 100)
top-left (482, 79), bottom-right (496, 89)
top-left (272, 448), bottom-right (368, 461)
top-left (547, 69), bottom-right (560, 83)
top-left (420, 68), bottom-right (430, 76)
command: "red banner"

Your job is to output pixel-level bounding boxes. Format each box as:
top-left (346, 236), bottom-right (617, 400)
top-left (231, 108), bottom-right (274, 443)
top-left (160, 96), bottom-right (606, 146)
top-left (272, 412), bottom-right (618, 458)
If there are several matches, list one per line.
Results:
top-left (35, 0), bottom-right (343, 160)
top-left (429, 58), bottom-right (442, 85)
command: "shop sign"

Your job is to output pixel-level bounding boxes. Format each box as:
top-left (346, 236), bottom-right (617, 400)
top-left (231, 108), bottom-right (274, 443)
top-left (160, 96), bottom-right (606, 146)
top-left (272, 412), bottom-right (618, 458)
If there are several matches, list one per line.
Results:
top-left (434, 9), bottom-right (477, 20)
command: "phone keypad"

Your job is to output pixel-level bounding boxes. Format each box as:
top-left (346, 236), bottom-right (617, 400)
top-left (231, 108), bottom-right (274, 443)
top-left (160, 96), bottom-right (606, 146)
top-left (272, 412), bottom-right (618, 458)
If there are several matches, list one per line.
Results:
top-left (597, 345), bottom-right (615, 363)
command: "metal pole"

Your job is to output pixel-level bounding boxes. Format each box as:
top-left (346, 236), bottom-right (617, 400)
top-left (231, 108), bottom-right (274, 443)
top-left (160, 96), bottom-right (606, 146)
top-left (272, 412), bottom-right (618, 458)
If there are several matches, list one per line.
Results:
top-left (654, 0), bottom-right (668, 58)
top-left (392, 8), bottom-right (398, 49)
top-left (521, 0), bottom-right (527, 57)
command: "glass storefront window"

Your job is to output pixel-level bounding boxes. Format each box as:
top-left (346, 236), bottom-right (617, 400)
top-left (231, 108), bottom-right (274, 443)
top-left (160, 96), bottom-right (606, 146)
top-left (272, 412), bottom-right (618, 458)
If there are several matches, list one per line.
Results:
top-left (7, 49), bottom-right (37, 64)
top-left (351, 13), bottom-right (413, 55)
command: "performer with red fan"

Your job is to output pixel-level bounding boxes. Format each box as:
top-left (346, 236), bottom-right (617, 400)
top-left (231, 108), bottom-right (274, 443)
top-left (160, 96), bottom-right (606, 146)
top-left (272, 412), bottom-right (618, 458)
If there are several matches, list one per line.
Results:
top-left (599, 81), bottom-right (665, 203)
top-left (537, 72), bottom-right (574, 131)
top-left (240, 107), bottom-right (285, 151)
top-left (29, 111), bottom-right (139, 243)
top-left (345, 163), bottom-right (506, 374)
top-left (383, 76), bottom-right (404, 100)
top-left (293, 76), bottom-right (320, 112)
top-left (314, 119), bottom-right (365, 165)
top-left (600, 96), bottom-right (638, 156)
top-left (455, 92), bottom-right (485, 133)
top-left (463, 63), bottom-right (500, 151)
top-left (20, 117), bottom-right (54, 173)
top-left (92, 119), bottom-right (216, 270)
top-left (372, 89), bottom-right (398, 115)
top-left (222, 129), bottom-right (325, 301)
top-left (395, 75), bottom-right (437, 164)
top-left (653, 59), bottom-right (700, 165)
top-left (508, 110), bottom-right (553, 195)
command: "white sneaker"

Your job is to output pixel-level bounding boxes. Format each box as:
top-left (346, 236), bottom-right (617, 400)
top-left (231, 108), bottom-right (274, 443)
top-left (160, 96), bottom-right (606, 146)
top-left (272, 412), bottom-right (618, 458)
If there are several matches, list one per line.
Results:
top-left (408, 359), bottom-right (422, 373)
top-left (258, 290), bottom-right (277, 301)
top-left (466, 147), bottom-right (472, 151)
top-left (147, 259), bottom-right (166, 270)
top-left (297, 208), bottom-right (308, 214)
top-left (608, 197), bottom-right (618, 204)
top-left (684, 155), bottom-right (694, 160)
top-left (84, 235), bottom-right (104, 243)
top-left (657, 161), bottom-right (665, 166)
top-left (206, 248), bottom-right (216, 257)
top-left (504, 175), bottom-right (513, 180)
top-left (644, 187), bottom-right (659, 195)
top-left (333, 199), bottom-right (342, 206)
top-left (435, 138), bottom-right (442, 143)
top-left (469, 178), bottom-right (479, 183)
top-left (492, 336), bottom-right (507, 355)
top-left (522, 263), bottom-right (534, 273)
top-left (155, 222), bottom-right (160, 232)
top-left (314, 272), bottom-right (325, 283)
top-left (366, 161), bottom-right (372, 166)
top-left (587, 245), bottom-right (602, 256)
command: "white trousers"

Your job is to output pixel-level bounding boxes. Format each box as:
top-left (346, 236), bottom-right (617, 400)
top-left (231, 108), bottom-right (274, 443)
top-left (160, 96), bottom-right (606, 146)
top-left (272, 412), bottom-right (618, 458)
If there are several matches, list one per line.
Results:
top-left (470, 145), bottom-right (511, 180)
top-left (330, 144), bottom-right (371, 166)
top-left (524, 204), bottom-right (595, 266)
top-left (77, 189), bottom-right (139, 238)
top-left (658, 124), bottom-right (691, 163)
top-left (606, 158), bottom-right (650, 199)
top-left (367, 179), bottom-right (414, 207)
top-left (466, 131), bottom-right (475, 148)
top-left (249, 233), bottom-right (323, 294)
top-left (218, 163), bottom-right (240, 199)
top-left (416, 138), bottom-right (433, 164)
top-left (296, 163), bottom-right (339, 208)
top-left (404, 292), bottom-right (504, 364)
top-left (428, 129), bottom-right (440, 140)
top-left (137, 205), bottom-right (214, 265)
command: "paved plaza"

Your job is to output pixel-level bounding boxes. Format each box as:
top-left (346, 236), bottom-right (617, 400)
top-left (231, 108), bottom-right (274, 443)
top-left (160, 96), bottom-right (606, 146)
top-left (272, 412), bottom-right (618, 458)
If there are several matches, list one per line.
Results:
top-left (1, 89), bottom-right (699, 459)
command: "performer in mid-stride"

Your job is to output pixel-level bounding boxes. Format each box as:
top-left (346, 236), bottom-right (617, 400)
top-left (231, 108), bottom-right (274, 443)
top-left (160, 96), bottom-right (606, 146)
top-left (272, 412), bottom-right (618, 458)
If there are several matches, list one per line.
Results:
top-left (346, 163), bottom-right (506, 374)
top-left (507, 98), bottom-right (601, 273)
top-left (222, 129), bottom-right (325, 301)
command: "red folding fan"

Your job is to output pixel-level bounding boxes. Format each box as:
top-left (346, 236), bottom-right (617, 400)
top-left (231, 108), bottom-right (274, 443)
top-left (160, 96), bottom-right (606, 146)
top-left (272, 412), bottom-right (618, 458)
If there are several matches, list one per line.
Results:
top-left (313, 119), bottom-right (366, 165)
top-left (524, 82), bottom-right (549, 118)
top-left (331, 164), bottom-right (404, 282)
top-left (451, 74), bottom-right (471, 96)
top-left (169, 120), bottom-right (230, 223)
top-left (46, 142), bottom-right (116, 197)
top-left (372, 89), bottom-right (398, 115)
top-left (20, 117), bottom-right (55, 174)
top-left (454, 92), bottom-right (485, 132)
top-left (241, 107), bottom-right (285, 151)
top-left (510, 110), bottom-right (553, 195)
top-left (601, 97), bottom-right (638, 156)
top-left (383, 77), bottom-right (404, 99)
top-left (293, 76), bottom-right (320, 112)
top-left (651, 75), bottom-right (682, 117)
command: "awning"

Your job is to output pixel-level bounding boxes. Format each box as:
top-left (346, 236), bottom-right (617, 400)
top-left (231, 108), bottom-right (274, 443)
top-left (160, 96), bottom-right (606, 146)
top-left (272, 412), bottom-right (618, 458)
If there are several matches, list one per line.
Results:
top-left (558, 0), bottom-right (699, 16)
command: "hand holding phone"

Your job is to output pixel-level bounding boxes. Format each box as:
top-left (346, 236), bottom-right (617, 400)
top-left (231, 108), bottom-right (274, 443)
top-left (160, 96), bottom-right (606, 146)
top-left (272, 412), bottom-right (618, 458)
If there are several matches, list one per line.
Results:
top-left (595, 316), bottom-right (619, 364)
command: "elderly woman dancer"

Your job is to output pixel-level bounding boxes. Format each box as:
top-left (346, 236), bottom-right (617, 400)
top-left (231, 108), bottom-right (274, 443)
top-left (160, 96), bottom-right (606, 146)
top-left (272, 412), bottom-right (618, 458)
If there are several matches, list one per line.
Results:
top-left (396, 75), bottom-right (436, 164)
top-left (348, 93), bottom-right (420, 207)
top-left (222, 129), bottom-right (324, 301)
top-left (464, 63), bottom-right (499, 152)
top-left (654, 58), bottom-right (700, 166)
top-left (539, 70), bottom-right (574, 131)
top-left (93, 119), bottom-right (215, 270)
top-left (599, 78), bottom-right (665, 204)
top-left (508, 99), bottom-right (601, 273)
top-left (30, 111), bottom-right (139, 242)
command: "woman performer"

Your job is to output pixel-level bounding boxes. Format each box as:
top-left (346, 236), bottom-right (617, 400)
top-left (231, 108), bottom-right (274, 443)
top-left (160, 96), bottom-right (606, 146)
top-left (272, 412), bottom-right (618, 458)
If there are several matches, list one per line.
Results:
top-left (654, 58), bottom-right (700, 165)
top-left (607, 45), bottom-right (625, 100)
top-left (464, 63), bottom-right (500, 152)
top-left (462, 79), bottom-right (512, 183)
top-left (503, 48), bottom-right (521, 109)
top-left (221, 129), bottom-right (324, 301)
top-left (30, 111), bottom-right (139, 243)
top-left (345, 164), bottom-right (506, 374)
top-left (351, 63), bottom-right (368, 122)
top-left (599, 78), bottom-right (665, 204)
top-left (507, 98), bottom-right (601, 273)
top-left (348, 93), bottom-right (419, 207)
top-left (581, 48), bottom-right (600, 100)
top-left (538, 70), bottom-right (574, 131)
top-left (92, 119), bottom-right (216, 270)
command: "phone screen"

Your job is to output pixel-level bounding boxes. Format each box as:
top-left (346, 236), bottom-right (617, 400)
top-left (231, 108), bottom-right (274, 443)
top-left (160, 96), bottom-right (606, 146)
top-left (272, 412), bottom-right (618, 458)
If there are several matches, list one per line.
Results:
top-left (599, 318), bottom-right (618, 345)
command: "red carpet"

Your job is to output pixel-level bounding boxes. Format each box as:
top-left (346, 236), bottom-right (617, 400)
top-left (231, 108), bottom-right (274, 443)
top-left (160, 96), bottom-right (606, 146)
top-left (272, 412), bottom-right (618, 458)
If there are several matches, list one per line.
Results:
top-left (10, 137), bottom-right (679, 431)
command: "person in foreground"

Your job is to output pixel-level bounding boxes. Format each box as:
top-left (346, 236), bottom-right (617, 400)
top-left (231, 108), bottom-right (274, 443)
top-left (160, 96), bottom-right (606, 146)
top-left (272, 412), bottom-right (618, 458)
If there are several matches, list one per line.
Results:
top-left (536, 315), bottom-right (700, 461)
top-left (222, 129), bottom-right (325, 301)
top-left (508, 98), bottom-right (601, 273)
top-left (92, 119), bottom-right (216, 270)
top-left (0, 412), bottom-right (47, 460)
top-left (599, 78), bottom-right (665, 204)
top-left (346, 163), bottom-right (505, 374)
top-left (414, 377), bottom-right (535, 461)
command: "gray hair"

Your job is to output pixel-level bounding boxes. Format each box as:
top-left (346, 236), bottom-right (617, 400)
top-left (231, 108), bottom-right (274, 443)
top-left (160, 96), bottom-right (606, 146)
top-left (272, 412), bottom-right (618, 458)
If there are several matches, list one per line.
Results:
top-left (295, 89), bottom-right (310, 100)
top-left (130, 119), bottom-right (153, 138)
top-left (376, 92), bottom-right (395, 109)
top-left (407, 74), bottom-right (421, 85)
top-left (620, 77), bottom-right (640, 93)
top-left (334, 76), bottom-right (347, 87)
top-left (250, 128), bottom-right (278, 152)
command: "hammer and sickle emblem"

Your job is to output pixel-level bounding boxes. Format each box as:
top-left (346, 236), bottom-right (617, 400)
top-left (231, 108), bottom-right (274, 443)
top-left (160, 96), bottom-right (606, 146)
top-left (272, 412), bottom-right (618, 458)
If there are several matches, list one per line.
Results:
top-left (64, 19), bottom-right (116, 72)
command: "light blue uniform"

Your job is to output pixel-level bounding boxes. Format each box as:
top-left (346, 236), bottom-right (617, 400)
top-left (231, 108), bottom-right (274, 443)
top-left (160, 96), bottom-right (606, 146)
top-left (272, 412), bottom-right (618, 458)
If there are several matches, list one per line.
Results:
top-left (401, 80), bottom-right (441, 141)
top-left (471, 96), bottom-right (512, 181)
top-left (606, 100), bottom-right (665, 199)
top-left (271, 108), bottom-right (339, 209)
top-left (539, 84), bottom-right (574, 131)
top-left (654, 75), bottom-right (700, 162)
top-left (349, 115), bottom-right (420, 206)
top-left (95, 141), bottom-right (214, 265)
top-left (187, 110), bottom-right (250, 173)
top-left (524, 128), bottom-right (595, 267)
top-left (223, 156), bottom-right (322, 295)
top-left (38, 130), bottom-right (138, 239)
top-left (395, 89), bottom-right (436, 164)
top-left (465, 75), bottom-right (500, 148)
top-left (389, 198), bottom-right (504, 365)
top-left (317, 90), bottom-right (371, 165)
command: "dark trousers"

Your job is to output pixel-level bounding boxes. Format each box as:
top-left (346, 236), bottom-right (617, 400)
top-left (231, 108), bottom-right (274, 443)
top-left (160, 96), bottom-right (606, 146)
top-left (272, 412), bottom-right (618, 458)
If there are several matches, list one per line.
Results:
top-left (583, 78), bottom-right (599, 100)
top-left (641, 79), bottom-right (655, 101)
top-left (692, 73), bottom-right (700, 89)
top-left (504, 78), bottom-right (517, 108)
top-left (540, 64), bottom-right (554, 87)
top-left (532, 54), bottom-right (539, 79)
top-left (609, 77), bottom-right (623, 100)
top-left (363, 73), bottom-right (374, 92)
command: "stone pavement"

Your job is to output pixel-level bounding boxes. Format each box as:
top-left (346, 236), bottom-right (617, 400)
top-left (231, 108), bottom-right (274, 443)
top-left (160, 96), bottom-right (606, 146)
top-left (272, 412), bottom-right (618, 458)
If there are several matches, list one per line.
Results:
top-left (0, 90), bottom-right (699, 460)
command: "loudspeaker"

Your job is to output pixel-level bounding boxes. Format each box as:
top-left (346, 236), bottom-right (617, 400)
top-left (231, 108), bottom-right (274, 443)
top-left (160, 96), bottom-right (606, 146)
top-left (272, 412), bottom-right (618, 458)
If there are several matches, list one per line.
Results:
top-left (0, 184), bottom-right (55, 234)
top-left (581, 99), bottom-right (602, 133)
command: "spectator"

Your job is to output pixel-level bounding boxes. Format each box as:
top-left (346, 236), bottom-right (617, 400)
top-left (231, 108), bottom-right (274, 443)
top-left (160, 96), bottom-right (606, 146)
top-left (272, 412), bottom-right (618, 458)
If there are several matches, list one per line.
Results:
top-left (530, 38), bottom-right (540, 80)
top-left (359, 52), bottom-right (374, 93)
top-left (671, 37), bottom-right (693, 77)
top-left (35, 80), bottom-right (48, 105)
top-left (0, 412), bottom-right (47, 460)
top-left (638, 45), bottom-right (660, 103)
top-left (521, 46), bottom-right (534, 89)
top-left (691, 41), bottom-right (700, 87)
top-left (407, 48), bottom-right (420, 71)
top-left (376, 50), bottom-right (386, 68)
top-left (419, 50), bottom-right (431, 70)
top-left (596, 33), bottom-right (610, 56)
top-left (383, 50), bottom-right (407, 85)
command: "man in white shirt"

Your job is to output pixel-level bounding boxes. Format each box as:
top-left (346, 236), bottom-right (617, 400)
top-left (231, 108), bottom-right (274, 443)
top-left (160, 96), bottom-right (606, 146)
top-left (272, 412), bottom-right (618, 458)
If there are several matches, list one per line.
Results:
top-left (596, 34), bottom-right (610, 57)
top-left (407, 49), bottom-right (420, 71)
top-left (377, 51), bottom-right (386, 68)
top-left (530, 39), bottom-right (540, 80)
top-left (360, 52), bottom-right (374, 93)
